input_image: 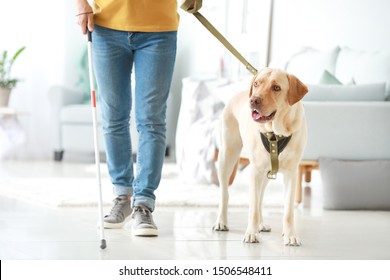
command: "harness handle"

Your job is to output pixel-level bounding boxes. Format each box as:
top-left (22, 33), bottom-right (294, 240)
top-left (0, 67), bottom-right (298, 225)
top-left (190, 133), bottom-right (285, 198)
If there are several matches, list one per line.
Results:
top-left (262, 132), bottom-right (292, 180)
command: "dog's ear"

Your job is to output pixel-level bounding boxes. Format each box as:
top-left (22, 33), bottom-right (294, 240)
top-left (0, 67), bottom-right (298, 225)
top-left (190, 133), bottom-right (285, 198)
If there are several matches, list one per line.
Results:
top-left (287, 74), bottom-right (308, 105)
top-left (249, 74), bottom-right (258, 97)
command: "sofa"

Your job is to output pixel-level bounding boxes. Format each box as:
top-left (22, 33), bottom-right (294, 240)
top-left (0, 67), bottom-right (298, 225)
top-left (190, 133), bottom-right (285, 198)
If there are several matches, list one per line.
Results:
top-left (49, 85), bottom-right (102, 161)
top-left (281, 46), bottom-right (390, 206)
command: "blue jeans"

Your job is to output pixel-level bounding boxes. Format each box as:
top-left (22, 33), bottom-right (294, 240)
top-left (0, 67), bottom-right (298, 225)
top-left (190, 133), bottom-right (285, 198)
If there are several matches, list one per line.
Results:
top-left (92, 25), bottom-right (177, 211)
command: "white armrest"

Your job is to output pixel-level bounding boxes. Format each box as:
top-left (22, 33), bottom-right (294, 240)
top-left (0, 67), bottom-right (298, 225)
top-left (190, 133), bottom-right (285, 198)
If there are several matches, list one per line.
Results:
top-left (48, 86), bottom-right (85, 108)
top-left (48, 86), bottom-right (85, 152)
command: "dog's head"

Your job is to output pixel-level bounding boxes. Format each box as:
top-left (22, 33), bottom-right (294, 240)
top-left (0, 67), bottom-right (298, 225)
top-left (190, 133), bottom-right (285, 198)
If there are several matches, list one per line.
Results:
top-left (249, 68), bottom-right (308, 123)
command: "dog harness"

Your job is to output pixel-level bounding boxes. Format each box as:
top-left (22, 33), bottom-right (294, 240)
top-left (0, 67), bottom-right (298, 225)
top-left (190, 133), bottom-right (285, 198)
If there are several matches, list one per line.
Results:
top-left (260, 132), bottom-right (292, 179)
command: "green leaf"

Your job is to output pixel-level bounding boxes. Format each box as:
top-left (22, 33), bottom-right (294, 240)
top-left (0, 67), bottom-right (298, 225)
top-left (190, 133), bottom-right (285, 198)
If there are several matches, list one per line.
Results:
top-left (0, 47), bottom-right (25, 89)
top-left (1, 50), bottom-right (7, 64)
top-left (11, 46), bottom-right (26, 62)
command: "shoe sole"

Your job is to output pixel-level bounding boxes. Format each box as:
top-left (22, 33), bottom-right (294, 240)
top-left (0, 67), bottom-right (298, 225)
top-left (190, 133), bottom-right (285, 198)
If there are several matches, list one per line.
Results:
top-left (132, 228), bottom-right (158, 236)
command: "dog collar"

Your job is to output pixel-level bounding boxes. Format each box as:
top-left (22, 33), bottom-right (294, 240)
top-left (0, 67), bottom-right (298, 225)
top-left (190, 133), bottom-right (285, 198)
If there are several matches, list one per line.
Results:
top-left (260, 132), bottom-right (292, 179)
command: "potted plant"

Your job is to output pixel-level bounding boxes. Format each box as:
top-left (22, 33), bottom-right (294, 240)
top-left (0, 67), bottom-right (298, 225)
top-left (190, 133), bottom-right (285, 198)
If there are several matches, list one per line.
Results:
top-left (0, 46), bottom-right (26, 107)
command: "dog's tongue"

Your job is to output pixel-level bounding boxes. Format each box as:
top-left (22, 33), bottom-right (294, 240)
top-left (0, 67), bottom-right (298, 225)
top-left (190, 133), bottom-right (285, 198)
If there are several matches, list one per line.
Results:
top-left (252, 111), bottom-right (266, 121)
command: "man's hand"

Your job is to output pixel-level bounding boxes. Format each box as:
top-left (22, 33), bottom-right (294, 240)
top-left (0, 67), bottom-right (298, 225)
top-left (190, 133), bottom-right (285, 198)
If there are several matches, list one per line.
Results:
top-left (180, 0), bottom-right (202, 13)
top-left (76, 0), bottom-right (94, 34)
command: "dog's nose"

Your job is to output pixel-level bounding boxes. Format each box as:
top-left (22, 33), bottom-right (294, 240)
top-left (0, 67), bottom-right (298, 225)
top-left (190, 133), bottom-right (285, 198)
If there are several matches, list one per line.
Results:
top-left (250, 96), bottom-right (262, 106)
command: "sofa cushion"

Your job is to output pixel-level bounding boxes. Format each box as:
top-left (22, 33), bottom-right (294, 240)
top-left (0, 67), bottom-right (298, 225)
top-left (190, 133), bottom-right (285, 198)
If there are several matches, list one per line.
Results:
top-left (319, 157), bottom-right (390, 210)
top-left (285, 46), bottom-right (340, 84)
top-left (304, 83), bottom-right (386, 101)
top-left (305, 83), bottom-right (386, 101)
top-left (302, 102), bottom-right (390, 160)
top-left (60, 104), bottom-right (102, 123)
top-left (335, 47), bottom-right (390, 99)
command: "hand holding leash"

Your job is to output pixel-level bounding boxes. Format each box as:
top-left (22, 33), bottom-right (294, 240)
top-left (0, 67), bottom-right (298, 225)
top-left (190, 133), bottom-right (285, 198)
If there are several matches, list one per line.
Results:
top-left (180, 0), bottom-right (202, 13)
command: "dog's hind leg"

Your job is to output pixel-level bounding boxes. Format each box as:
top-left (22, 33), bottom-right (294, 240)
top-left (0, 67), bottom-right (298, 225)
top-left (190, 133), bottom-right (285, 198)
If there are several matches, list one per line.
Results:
top-left (212, 117), bottom-right (242, 232)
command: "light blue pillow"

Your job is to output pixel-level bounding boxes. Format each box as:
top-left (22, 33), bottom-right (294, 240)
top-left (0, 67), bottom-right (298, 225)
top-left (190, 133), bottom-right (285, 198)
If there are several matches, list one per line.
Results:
top-left (319, 70), bottom-right (342, 85)
top-left (319, 70), bottom-right (356, 85)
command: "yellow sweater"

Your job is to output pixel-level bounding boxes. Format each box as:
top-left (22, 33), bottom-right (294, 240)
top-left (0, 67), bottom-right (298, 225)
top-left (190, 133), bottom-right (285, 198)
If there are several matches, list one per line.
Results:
top-left (93, 0), bottom-right (179, 32)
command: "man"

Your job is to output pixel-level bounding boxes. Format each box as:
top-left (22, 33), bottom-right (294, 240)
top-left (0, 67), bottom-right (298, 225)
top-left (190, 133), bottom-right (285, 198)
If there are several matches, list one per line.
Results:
top-left (75, 0), bottom-right (200, 236)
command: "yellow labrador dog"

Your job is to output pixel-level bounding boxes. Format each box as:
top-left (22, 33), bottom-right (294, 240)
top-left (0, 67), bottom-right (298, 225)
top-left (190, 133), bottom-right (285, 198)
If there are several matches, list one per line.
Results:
top-left (212, 68), bottom-right (308, 246)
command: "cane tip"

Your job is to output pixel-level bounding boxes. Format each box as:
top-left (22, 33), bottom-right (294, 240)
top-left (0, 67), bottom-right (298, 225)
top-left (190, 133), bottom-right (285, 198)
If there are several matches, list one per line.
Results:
top-left (100, 239), bottom-right (107, 249)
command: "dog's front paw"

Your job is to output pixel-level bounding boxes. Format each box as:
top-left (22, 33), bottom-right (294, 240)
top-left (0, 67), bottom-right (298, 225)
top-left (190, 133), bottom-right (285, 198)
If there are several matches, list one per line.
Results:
top-left (212, 222), bottom-right (229, 231)
top-left (282, 234), bottom-right (301, 246)
top-left (243, 232), bottom-right (260, 243)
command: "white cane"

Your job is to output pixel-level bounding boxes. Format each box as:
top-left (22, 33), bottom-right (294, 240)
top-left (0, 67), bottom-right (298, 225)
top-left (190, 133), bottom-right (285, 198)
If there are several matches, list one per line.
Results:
top-left (87, 30), bottom-right (106, 249)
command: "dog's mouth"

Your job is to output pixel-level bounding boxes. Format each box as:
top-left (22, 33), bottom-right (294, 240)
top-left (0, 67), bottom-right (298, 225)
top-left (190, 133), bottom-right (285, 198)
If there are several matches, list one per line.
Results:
top-left (251, 109), bottom-right (276, 123)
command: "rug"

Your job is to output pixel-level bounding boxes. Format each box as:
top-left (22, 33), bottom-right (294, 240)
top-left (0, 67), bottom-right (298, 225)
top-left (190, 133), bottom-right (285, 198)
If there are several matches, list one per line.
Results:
top-left (0, 163), bottom-right (285, 208)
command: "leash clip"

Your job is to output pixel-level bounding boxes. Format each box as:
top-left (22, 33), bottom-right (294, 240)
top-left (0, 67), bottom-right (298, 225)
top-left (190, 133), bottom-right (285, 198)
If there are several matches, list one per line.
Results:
top-left (246, 64), bottom-right (258, 75)
top-left (267, 171), bottom-right (277, 180)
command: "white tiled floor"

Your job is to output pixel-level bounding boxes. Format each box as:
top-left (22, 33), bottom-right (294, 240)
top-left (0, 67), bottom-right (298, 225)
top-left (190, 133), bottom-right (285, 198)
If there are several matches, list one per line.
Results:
top-left (0, 160), bottom-right (390, 260)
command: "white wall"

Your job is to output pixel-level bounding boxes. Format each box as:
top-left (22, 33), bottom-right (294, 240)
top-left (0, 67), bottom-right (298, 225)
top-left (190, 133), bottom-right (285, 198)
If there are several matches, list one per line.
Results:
top-left (270, 0), bottom-right (390, 63)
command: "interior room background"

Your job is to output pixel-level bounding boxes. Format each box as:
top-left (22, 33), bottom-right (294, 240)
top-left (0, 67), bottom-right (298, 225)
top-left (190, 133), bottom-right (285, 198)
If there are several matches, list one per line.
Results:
top-left (1, 0), bottom-right (389, 161)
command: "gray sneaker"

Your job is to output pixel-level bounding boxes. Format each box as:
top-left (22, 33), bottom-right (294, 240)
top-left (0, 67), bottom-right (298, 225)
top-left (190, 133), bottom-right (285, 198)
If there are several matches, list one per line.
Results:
top-left (131, 206), bottom-right (158, 236)
top-left (103, 195), bottom-right (132, 229)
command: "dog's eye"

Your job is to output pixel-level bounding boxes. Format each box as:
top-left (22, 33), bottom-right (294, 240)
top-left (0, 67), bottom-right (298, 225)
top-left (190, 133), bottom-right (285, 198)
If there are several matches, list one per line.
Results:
top-left (254, 81), bottom-right (259, 87)
top-left (273, 85), bottom-right (281, 91)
